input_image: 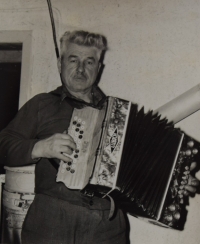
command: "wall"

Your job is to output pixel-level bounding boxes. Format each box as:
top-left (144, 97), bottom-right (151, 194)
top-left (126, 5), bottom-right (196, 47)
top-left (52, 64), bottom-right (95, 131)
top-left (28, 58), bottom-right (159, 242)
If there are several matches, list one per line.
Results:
top-left (0, 0), bottom-right (200, 243)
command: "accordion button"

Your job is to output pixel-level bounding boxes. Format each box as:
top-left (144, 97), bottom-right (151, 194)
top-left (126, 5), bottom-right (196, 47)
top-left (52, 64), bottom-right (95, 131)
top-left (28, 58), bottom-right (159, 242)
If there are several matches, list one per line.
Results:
top-left (185, 150), bottom-right (191, 156)
top-left (75, 149), bottom-right (79, 153)
top-left (79, 135), bottom-right (83, 139)
top-left (192, 148), bottom-right (198, 154)
top-left (173, 212), bottom-right (180, 220)
top-left (78, 119), bottom-right (82, 123)
top-left (187, 141), bottom-right (194, 147)
top-left (181, 180), bottom-right (187, 185)
top-left (77, 123), bottom-right (81, 127)
top-left (165, 215), bottom-right (173, 222)
top-left (67, 162), bottom-right (72, 166)
top-left (74, 154), bottom-right (78, 158)
top-left (62, 164), bottom-right (67, 169)
top-left (74, 116), bottom-right (78, 120)
top-left (178, 190), bottom-right (184, 195)
top-left (81, 126), bottom-right (84, 130)
top-left (75, 128), bottom-right (79, 132)
top-left (73, 121), bottom-right (77, 125)
top-left (168, 204), bottom-right (176, 211)
top-left (82, 121), bottom-right (85, 125)
top-left (80, 131), bottom-right (84, 134)
top-left (66, 167), bottom-right (71, 171)
top-left (70, 169), bottom-right (75, 174)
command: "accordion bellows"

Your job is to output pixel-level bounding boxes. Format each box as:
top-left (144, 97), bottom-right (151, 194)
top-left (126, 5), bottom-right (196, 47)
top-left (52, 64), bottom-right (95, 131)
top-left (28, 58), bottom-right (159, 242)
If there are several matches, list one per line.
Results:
top-left (56, 97), bottom-right (200, 230)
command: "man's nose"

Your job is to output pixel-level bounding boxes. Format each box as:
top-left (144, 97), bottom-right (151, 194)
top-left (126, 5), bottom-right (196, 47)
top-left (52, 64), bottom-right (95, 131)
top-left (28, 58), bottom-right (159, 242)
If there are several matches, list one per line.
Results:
top-left (77, 62), bottom-right (85, 73)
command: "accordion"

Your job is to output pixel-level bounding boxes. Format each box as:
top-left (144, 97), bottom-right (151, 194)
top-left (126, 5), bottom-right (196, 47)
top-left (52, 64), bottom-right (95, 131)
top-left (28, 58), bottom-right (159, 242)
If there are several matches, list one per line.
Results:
top-left (56, 97), bottom-right (200, 230)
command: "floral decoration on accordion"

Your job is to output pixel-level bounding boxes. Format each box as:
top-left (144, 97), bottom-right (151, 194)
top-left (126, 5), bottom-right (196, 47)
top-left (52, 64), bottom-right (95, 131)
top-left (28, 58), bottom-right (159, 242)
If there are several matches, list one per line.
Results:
top-left (160, 135), bottom-right (200, 229)
top-left (97, 98), bottom-right (129, 187)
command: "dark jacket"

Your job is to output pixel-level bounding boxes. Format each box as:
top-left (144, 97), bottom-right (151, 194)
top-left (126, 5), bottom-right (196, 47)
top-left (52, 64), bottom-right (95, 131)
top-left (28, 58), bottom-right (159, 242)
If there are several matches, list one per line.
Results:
top-left (0, 85), bottom-right (111, 209)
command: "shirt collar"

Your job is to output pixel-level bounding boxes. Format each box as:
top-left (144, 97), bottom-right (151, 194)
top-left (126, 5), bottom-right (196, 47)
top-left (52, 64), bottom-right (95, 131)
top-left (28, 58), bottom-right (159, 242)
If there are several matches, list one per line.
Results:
top-left (60, 85), bottom-right (106, 109)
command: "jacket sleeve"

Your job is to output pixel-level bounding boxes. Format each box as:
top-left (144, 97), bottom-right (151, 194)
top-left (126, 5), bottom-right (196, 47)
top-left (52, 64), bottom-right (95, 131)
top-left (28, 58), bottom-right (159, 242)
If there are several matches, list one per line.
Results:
top-left (0, 94), bottom-right (42, 167)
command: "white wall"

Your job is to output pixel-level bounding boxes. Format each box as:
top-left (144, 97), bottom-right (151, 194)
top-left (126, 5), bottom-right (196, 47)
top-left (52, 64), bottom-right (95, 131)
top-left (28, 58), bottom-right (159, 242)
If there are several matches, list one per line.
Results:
top-left (1, 0), bottom-right (200, 243)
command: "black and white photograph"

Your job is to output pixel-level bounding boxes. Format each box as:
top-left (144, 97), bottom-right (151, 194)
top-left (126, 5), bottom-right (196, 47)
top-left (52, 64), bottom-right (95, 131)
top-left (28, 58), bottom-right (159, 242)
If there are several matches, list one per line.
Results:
top-left (0, 1), bottom-right (200, 244)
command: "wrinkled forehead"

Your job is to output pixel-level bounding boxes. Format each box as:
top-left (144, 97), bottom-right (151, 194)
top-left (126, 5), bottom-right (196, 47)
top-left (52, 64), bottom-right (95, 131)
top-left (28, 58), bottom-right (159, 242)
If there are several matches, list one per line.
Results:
top-left (63, 43), bottom-right (102, 61)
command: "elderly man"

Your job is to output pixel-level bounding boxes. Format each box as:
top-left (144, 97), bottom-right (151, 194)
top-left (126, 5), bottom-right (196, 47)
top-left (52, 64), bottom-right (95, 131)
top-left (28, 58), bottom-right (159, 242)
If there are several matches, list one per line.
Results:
top-left (0, 31), bottom-right (127, 244)
top-left (0, 30), bottom-right (198, 244)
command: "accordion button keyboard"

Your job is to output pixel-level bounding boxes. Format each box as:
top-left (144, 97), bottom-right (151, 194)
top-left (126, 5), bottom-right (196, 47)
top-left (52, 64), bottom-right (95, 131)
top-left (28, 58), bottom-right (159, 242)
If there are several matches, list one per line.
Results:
top-left (57, 105), bottom-right (105, 190)
top-left (63, 116), bottom-right (84, 174)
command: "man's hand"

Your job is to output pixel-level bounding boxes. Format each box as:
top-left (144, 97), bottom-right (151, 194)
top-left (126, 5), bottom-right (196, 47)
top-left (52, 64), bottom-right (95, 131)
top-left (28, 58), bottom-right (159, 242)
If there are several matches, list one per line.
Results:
top-left (31, 133), bottom-right (76, 162)
top-left (183, 162), bottom-right (199, 196)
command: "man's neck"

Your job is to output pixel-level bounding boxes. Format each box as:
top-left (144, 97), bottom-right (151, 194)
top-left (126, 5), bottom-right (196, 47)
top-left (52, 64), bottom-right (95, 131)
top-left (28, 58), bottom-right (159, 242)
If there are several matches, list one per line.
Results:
top-left (69, 89), bottom-right (93, 103)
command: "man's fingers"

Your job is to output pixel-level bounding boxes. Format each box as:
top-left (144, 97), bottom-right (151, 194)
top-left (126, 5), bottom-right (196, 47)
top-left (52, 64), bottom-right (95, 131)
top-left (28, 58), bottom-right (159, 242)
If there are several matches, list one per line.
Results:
top-left (59, 139), bottom-right (76, 151)
top-left (60, 133), bottom-right (74, 141)
top-left (55, 152), bottom-right (73, 162)
top-left (59, 145), bottom-right (74, 155)
top-left (184, 185), bottom-right (197, 193)
top-left (188, 175), bottom-right (200, 186)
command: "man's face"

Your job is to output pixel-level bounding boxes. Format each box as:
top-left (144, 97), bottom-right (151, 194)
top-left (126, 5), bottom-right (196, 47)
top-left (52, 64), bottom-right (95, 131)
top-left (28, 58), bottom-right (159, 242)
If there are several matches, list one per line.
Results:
top-left (59, 43), bottom-right (101, 94)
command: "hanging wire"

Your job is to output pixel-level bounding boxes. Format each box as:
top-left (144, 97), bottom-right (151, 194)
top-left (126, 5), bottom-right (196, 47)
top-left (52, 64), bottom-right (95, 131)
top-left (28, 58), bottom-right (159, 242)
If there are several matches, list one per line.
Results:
top-left (47, 0), bottom-right (60, 59)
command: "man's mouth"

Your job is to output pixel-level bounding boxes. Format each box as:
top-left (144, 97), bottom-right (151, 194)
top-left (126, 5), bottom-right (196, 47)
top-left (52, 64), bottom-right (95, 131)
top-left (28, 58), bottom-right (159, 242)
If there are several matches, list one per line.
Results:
top-left (74, 75), bottom-right (87, 81)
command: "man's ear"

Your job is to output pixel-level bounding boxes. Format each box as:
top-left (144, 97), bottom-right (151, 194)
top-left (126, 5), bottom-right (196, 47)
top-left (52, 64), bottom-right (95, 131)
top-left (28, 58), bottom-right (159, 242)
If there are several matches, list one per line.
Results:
top-left (57, 58), bottom-right (61, 73)
top-left (98, 62), bottom-right (102, 73)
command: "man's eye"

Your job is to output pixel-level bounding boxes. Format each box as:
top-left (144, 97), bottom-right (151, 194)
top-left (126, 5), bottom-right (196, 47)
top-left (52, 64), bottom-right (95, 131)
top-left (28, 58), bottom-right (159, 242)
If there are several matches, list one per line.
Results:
top-left (70, 59), bottom-right (77, 63)
top-left (87, 61), bottom-right (93, 65)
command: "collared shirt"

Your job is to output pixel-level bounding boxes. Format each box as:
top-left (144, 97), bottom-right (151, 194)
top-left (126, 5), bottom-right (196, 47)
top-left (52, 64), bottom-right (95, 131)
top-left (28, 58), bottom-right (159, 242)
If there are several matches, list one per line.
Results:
top-left (0, 85), bottom-right (110, 210)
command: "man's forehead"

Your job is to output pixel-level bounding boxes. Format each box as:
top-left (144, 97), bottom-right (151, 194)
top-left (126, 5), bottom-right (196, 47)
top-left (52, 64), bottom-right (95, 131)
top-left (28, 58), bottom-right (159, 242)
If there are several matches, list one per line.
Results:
top-left (65, 43), bottom-right (101, 59)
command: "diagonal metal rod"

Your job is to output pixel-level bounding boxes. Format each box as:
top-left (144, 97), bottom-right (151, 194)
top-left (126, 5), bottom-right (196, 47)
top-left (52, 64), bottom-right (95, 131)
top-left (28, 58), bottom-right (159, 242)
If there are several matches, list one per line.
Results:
top-left (47, 0), bottom-right (60, 59)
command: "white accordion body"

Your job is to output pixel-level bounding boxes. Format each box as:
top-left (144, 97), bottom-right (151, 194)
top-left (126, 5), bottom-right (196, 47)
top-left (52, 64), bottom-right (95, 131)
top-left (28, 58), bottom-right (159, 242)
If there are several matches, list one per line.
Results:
top-left (56, 97), bottom-right (130, 191)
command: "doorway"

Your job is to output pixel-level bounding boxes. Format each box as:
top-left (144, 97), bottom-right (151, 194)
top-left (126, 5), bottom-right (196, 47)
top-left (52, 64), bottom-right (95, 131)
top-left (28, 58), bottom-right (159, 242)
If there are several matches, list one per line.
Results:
top-left (0, 43), bottom-right (22, 174)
